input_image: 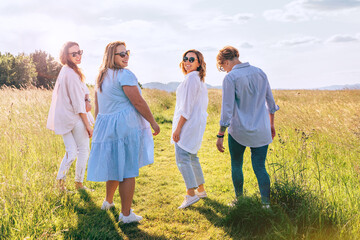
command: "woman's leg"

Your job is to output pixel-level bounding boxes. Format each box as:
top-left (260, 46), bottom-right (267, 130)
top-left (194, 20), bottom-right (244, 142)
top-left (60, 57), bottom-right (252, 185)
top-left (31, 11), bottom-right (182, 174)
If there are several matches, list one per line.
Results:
top-left (105, 180), bottom-right (119, 204)
top-left (250, 145), bottom-right (270, 204)
top-left (175, 144), bottom-right (198, 196)
top-left (228, 134), bottom-right (246, 198)
top-left (118, 177), bottom-right (135, 216)
top-left (57, 131), bottom-right (78, 188)
top-left (190, 153), bottom-right (205, 192)
top-left (72, 120), bottom-right (90, 188)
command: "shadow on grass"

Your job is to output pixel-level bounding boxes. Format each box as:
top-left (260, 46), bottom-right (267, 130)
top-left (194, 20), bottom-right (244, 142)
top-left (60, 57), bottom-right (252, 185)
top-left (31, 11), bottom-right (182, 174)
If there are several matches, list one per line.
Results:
top-left (194, 181), bottom-right (341, 239)
top-left (63, 190), bottom-right (168, 240)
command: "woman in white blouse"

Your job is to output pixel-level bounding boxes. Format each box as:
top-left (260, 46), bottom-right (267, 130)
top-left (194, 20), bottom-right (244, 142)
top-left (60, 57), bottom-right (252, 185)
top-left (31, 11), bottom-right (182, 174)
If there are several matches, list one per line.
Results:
top-left (172, 49), bottom-right (208, 209)
top-left (47, 42), bottom-right (94, 191)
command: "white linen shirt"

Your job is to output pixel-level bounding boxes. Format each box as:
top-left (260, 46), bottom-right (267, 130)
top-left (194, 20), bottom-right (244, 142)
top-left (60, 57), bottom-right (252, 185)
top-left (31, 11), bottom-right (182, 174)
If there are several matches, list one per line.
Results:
top-left (171, 71), bottom-right (208, 154)
top-left (47, 65), bottom-right (89, 135)
top-left (220, 62), bottom-right (279, 148)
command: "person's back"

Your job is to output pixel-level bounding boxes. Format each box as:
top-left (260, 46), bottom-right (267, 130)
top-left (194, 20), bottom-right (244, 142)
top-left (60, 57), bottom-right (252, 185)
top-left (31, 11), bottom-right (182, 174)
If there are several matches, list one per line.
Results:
top-left (222, 62), bottom-right (276, 147)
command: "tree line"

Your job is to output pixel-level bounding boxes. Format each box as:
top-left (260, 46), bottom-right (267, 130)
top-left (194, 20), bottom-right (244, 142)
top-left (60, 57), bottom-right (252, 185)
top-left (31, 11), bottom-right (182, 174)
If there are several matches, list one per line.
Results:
top-left (0, 50), bottom-right (62, 89)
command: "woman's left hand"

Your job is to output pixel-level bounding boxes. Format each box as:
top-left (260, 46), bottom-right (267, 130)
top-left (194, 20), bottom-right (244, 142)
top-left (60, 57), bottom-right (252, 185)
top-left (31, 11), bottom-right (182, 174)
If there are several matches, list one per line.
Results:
top-left (172, 129), bottom-right (181, 142)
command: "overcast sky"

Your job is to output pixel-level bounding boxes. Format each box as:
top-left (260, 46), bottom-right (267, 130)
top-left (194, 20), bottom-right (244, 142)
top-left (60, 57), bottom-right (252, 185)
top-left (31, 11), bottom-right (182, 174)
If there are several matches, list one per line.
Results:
top-left (1, 0), bottom-right (359, 89)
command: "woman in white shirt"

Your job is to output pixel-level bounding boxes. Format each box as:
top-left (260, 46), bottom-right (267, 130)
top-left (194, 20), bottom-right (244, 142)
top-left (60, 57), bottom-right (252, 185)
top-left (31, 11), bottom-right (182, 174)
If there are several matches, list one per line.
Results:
top-left (47, 42), bottom-right (94, 191)
top-left (172, 49), bottom-right (208, 209)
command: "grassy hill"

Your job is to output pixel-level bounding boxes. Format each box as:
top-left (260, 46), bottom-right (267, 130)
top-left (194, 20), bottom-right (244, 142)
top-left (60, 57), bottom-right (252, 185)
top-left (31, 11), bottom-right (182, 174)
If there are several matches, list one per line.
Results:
top-left (0, 87), bottom-right (359, 239)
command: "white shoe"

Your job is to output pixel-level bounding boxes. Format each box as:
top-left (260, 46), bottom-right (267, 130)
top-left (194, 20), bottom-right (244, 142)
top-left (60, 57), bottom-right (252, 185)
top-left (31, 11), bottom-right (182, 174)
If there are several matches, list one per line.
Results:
top-left (178, 195), bottom-right (200, 209)
top-left (120, 209), bottom-right (143, 223)
top-left (101, 200), bottom-right (115, 210)
top-left (262, 204), bottom-right (271, 210)
top-left (195, 190), bottom-right (207, 199)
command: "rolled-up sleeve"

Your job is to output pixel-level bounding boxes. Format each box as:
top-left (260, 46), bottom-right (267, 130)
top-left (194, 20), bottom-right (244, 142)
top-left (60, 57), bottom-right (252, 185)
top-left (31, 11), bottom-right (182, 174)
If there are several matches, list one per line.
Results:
top-left (265, 80), bottom-right (279, 114)
top-left (220, 75), bottom-right (235, 127)
top-left (179, 75), bottom-right (200, 120)
top-left (67, 74), bottom-right (86, 114)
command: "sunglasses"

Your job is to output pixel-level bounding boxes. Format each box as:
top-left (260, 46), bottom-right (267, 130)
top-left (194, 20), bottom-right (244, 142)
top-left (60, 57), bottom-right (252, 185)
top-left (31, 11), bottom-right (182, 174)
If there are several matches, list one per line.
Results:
top-left (68, 50), bottom-right (83, 57)
top-left (183, 56), bottom-right (197, 63)
top-left (115, 50), bottom-right (130, 58)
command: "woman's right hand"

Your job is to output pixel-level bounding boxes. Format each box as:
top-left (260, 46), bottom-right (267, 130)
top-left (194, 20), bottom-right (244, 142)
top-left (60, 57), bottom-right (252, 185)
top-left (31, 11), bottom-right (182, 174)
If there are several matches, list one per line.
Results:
top-left (151, 122), bottom-right (160, 136)
top-left (86, 126), bottom-right (93, 138)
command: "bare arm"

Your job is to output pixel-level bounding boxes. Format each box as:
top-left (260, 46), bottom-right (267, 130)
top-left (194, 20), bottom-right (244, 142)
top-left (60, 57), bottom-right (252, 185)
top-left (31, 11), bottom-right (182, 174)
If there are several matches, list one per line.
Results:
top-left (123, 86), bottom-right (160, 135)
top-left (94, 91), bottom-right (99, 119)
top-left (172, 116), bottom-right (187, 142)
top-left (216, 126), bottom-right (227, 152)
top-left (85, 94), bottom-right (91, 112)
top-left (270, 113), bottom-right (275, 140)
top-left (79, 113), bottom-right (93, 138)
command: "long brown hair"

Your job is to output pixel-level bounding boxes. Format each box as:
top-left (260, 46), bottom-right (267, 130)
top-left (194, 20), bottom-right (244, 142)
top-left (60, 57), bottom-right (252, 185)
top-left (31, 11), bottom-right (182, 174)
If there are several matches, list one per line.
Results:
top-left (59, 41), bottom-right (85, 82)
top-left (96, 41), bottom-right (126, 92)
top-left (179, 49), bottom-right (206, 82)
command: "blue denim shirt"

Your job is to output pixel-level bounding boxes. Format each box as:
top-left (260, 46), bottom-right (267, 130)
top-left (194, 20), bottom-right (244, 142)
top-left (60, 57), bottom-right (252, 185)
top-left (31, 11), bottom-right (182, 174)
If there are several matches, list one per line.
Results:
top-left (220, 62), bottom-right (279, 147)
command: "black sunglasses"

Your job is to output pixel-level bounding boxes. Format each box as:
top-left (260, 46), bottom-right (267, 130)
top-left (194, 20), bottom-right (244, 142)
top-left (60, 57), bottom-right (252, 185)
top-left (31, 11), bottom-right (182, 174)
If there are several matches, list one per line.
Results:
top-left (115, 50), bottom-right (130, 58)
top-left (183, 56), bottom-right (197, 63)
top-left (68, 50), bottom-right (83, 57)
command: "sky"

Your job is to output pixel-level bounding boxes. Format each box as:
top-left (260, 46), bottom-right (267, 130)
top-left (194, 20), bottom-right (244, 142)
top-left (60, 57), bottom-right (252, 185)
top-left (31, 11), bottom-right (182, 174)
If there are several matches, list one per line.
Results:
top-left (0, 0), bottom-right (359, 89)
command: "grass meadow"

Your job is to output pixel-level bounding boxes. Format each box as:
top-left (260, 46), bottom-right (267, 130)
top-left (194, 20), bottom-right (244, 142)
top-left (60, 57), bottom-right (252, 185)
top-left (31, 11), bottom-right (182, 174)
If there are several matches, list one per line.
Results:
top-left (0, 87), bottom-right (359, 239)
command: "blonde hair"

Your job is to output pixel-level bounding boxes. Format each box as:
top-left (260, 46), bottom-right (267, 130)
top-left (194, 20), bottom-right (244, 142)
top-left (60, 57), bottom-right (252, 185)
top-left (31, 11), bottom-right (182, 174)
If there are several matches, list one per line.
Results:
top-left (179, 49), bottom-right (206, 82)
top-left (216, 46), bottom-right (240, 71)
top-left (59, 41), bottom-right (85, 82)
top-left (96, 41), bottom-right (126, 92)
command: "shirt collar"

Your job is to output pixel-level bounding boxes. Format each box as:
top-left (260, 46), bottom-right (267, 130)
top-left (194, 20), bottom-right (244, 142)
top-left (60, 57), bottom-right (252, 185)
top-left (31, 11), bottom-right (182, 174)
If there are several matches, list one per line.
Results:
top-left (231, 62), bottom-right (250, 71)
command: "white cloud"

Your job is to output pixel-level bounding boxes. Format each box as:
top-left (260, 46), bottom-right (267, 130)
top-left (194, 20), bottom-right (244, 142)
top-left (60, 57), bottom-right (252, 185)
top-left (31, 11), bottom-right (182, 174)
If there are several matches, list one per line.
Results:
top-left (275, 36), bottom-right (321, 47)
top-left (240, 42), bottom-right (254, 49)
top-left (263, 0), bottom-right (312, 22)
top-left (263, 0), bottom-right (360, 22)
top-left (326, 34), bottom-right (360, 43)
top-left (186, 13), bottom-right (254, 30)
top-left (303, 0), bottom-right (360, 10)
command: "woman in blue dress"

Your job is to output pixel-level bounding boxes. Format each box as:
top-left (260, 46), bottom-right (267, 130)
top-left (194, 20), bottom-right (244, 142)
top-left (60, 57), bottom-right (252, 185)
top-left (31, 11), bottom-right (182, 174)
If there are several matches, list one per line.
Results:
top-left (87, 41), bottom-right (160, 224)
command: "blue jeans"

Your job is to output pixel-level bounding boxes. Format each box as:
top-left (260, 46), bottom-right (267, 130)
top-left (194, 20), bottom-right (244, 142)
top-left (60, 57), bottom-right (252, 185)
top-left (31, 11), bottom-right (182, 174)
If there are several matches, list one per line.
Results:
top-left (228, 134), bottom-right (270, 204)
top-left (175, 143), bottom-right (205, 190)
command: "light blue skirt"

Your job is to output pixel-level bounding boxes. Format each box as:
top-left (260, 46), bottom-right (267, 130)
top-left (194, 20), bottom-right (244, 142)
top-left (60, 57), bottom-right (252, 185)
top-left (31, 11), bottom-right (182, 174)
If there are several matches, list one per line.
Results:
top-left (87, 107), bottom-right (154, 182)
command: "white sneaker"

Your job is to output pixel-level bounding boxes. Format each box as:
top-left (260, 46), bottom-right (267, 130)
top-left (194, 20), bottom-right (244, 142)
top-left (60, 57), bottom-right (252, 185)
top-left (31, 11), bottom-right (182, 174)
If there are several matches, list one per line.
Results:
top-left (120, 209), bottom-right (143, 223)
top-left (262, 204), bottom-right (271, 210)
top-left (195, 190), bottom-right (207, 199)
top-left (178, 195), bottom-right (200, 209)
top-left (101, 200), bottom-right (115, 210)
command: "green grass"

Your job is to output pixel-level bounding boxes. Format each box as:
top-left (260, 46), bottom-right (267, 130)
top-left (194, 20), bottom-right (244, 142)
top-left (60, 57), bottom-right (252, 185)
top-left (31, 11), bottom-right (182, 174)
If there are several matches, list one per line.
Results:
top-left (0, 87), bottom-right (359, 239)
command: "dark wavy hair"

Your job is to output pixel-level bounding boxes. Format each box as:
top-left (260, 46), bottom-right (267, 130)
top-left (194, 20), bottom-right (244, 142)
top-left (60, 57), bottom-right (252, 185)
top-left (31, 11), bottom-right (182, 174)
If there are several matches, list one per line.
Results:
top-left (179, 49), bottom-right (206, 82)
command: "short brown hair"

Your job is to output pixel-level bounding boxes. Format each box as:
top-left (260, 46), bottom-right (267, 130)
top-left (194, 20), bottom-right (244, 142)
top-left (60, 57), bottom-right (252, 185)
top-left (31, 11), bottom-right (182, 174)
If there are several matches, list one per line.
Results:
top-left (216, 46), bottom-right (239, 71)
top-left (179, 49), bottom-right (206, 82)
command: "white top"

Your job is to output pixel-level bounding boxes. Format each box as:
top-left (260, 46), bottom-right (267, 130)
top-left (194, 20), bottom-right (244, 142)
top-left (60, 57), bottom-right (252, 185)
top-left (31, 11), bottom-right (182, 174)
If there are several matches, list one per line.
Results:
top-left (171, 71), bottom-right (208, 154)
top-left (220, 62), bottom-right (279, 147)
top-left (47, 65), bottom-right (93, 135)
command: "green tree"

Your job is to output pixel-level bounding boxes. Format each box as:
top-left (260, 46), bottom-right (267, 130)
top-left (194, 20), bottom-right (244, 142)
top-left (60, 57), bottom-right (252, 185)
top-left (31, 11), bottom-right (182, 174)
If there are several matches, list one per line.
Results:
top-left (0, 52), bottom-right (37, 88)
top-left (30, 50), bottom-right (62, 89)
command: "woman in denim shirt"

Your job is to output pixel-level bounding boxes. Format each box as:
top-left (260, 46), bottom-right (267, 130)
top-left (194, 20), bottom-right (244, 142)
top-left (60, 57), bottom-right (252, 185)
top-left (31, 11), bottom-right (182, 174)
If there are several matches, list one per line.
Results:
top-left (215, 46), bottom-right (279, 207)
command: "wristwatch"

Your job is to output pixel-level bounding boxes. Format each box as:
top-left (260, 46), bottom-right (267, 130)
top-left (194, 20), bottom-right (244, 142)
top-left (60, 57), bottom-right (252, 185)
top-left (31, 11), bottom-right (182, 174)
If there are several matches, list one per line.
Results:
top-left (217, 134), bottom-right (224, 138)
top-left (85, 98), bottom-right (91, 103)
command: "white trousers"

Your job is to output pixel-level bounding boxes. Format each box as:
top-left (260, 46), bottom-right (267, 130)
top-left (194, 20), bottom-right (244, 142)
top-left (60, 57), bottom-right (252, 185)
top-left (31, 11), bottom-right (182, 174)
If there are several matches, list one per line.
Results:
top-left (56, 120), bottom-right (90, 182)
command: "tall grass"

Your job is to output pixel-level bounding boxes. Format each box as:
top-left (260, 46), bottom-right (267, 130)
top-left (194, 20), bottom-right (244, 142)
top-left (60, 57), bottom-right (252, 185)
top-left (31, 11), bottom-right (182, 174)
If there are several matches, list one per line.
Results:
top-left (0, 87), bottom-right (359, 239)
